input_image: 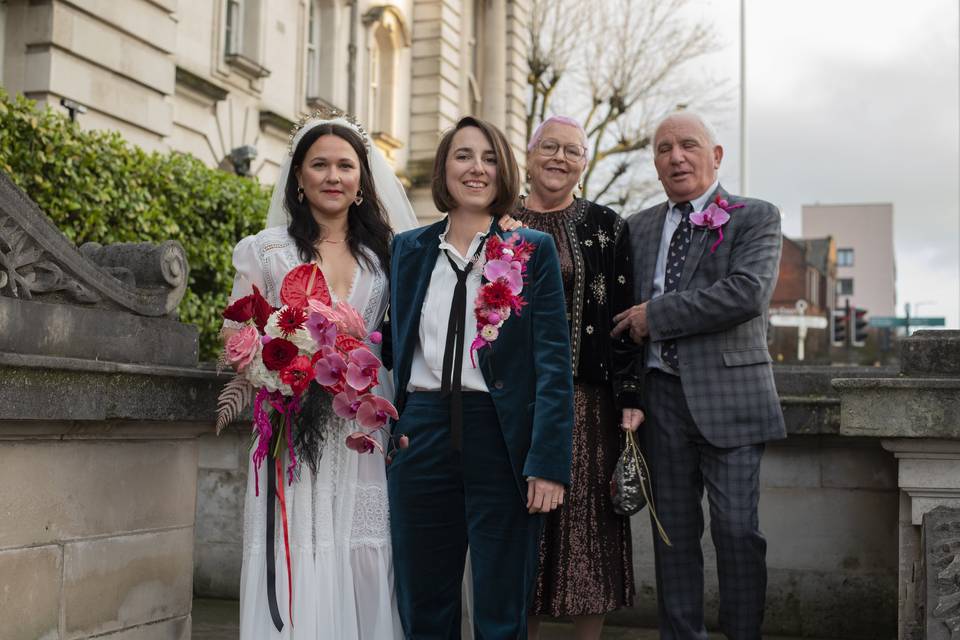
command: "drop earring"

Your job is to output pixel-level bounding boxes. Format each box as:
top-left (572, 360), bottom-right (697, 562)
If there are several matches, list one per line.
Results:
top-left (354, 189), bottom-right (363, 206)
top-left (297, 185), bottom-right (305, 203)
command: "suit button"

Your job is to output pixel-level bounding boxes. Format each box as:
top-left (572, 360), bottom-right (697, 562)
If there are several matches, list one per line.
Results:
top-left (494, 381), bottom-right (504, 390)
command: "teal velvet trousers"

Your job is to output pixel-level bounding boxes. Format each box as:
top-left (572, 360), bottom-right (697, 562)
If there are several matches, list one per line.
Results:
top-left (388, 391), bottom-right (542, 639)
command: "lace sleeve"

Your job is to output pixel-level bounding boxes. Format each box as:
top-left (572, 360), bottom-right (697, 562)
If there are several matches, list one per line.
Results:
top-left (222, 235), bottom-right (266, 330)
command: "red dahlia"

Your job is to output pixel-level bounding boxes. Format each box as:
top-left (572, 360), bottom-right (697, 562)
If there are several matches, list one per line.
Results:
top-left (277, 306), bottom-right (308, 335)
top-left (479, 280), bottom-right (513, 310)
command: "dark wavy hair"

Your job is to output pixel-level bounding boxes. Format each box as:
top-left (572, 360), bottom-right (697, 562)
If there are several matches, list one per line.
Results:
top-left (285, 123), bottom-right (392, 275)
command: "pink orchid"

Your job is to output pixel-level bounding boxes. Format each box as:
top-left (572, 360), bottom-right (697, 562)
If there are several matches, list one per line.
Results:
top-left (314, 347), bottom-right (348, 387)
top-left (356, 394), bottom-right (399, 430)
top-left (305, 310), bottom-right (337, 348)
top-left (333, 387), bottom-right (363, 420)
top-left (345, 431), bottom-right (383, 454)
top-left (690, 199), bottom-right (741, 254)
top-left (484, 259), bottom-right (524, 295)
top-left (346, 348), bottom-right (382, 392)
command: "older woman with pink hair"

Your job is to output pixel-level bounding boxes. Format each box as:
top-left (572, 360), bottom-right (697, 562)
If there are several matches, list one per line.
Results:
top-left (516, 116), bottom-right (643, 640)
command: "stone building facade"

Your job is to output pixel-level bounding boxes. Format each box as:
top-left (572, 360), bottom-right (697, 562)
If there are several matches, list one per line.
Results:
top-left (0, 0), bottom-right (530, 222)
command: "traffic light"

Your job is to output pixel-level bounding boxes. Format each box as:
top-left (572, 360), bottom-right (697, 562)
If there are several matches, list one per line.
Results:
top-left (852, 307), bottom-right (869, 346)
top-left (831, 308), bottom-right (847, 346)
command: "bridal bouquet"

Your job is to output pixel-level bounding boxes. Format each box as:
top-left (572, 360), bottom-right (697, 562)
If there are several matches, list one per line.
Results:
top-left (216, 263), bottom-right (399, 492)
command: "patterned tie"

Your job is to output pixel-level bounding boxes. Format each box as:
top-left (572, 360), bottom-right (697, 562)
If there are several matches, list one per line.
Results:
top-left (660, 201), bottom-right (693, 371)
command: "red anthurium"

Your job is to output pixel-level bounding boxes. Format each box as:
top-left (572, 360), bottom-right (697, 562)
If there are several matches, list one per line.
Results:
top-left (281, 263), bottom-right (332, 308)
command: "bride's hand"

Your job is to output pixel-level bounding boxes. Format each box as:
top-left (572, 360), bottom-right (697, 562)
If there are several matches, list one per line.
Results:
top-left (498, 215), bottom-right (524, 232)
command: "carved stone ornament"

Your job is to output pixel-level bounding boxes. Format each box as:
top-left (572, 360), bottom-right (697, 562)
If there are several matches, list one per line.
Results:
top-left (0, 172), bottom-right (187, 317)
top-left (924, 507), bottom-right (960, 640)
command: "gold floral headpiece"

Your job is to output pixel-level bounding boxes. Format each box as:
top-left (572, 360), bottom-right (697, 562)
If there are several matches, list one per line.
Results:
top-left (288, 105), bottom-right (369, 155)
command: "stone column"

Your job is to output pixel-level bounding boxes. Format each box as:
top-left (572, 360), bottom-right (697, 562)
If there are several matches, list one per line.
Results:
top-left (480, 0), bottom-right (507, 129)
top-left (835, 331), bottom-right (960, 640)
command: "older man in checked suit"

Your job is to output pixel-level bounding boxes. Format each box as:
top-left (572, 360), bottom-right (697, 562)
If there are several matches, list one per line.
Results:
top-left (612, 112), bottom-right (786, 640)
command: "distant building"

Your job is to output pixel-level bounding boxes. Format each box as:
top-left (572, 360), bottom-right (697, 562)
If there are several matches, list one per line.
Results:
top-left (768, 236), bottom-right (836, 363)
top-left (801, 203), bottom-right (896, 317)
top-left (0, 0), bottom-right (530, 222)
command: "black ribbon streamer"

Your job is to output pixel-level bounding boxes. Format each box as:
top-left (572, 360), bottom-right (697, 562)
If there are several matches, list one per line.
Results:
top-left (266, 452), bottom-right (284, 632)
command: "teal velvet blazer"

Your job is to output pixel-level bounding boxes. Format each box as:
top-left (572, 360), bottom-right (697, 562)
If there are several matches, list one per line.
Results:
top-left (388, 218), bottom-right (574, 488)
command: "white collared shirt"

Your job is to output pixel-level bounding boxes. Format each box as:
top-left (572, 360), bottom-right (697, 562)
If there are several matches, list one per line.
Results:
top-left (646, 180), bottom-right (719, 373)
top-left (407, 220), bottom-right (490, 393)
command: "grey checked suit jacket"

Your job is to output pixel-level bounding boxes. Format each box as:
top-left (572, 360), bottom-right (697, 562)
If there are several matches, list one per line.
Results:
top-left (629, 185), bottom-right (786, 448)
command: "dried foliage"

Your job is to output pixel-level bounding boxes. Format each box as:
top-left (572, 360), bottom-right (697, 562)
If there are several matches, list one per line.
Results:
top-left (215, 375), bottom-right (255, 434)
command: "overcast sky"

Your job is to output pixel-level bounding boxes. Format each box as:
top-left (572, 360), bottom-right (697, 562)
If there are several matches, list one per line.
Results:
top-left (687, 0), bottom-right (959, 328)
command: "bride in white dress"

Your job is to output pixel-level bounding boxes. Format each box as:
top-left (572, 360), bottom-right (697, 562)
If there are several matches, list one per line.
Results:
top-left (223, 113), bottom-right (417, 639)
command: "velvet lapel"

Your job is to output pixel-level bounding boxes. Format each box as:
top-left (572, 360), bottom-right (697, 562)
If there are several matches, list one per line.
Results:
top-left (474, 218), bottom-right (503, 385)
top-left (395, 219), bottom-right (446, 392)
top-left (678, 185), bottom-right (726, 291)
top-left (640, 202), bottom-right (669, 302)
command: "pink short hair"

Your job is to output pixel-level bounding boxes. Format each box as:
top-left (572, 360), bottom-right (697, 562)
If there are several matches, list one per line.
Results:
top-left (527, 115), bottom-right (590, 159)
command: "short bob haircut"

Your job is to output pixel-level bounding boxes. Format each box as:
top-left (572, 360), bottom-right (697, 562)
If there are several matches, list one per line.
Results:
top-left (431, 116), bottom-right (520, 218)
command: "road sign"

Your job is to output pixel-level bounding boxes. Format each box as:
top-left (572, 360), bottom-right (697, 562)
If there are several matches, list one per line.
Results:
top-left (870, 316), bottom-right (945, 328)
top-left (770, 315), bottom-right (828, 329)
top-left (869, 316), bottom-right (905, 327)
top-left (910, 317), bottom-right (946, 327)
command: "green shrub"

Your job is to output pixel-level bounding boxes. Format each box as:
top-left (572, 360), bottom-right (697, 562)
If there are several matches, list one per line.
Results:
top-left (0, 90), bottom-right (270, 361)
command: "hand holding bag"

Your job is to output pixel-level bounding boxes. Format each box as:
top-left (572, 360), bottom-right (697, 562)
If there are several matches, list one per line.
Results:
top-left (610, 430), bottom-right (671, 546)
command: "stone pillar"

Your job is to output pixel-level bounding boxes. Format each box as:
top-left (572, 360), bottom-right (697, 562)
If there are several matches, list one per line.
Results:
top-left (480, 0), bottom-right (507, 129)
top-left (0, 173), bottom-right (221, 639)
top-left (836, 331), bottom-right (960, 640)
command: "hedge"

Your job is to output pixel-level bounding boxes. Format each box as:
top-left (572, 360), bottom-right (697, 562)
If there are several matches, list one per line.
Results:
top-left (0, 90), bottom-right (271, 361)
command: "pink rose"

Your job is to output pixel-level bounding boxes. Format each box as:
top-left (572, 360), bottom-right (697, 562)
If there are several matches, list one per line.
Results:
top-left (225, 325), bottom-right (260, 371)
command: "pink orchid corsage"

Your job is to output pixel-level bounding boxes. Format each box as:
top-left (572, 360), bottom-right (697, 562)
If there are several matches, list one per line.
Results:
top-left (690, 195), bottom-right (745, 253)
top-left (469, 233), bottom-right (536, 364)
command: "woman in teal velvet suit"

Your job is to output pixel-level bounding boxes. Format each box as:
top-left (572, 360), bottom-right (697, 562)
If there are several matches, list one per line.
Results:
top-left (386, 116), bottom-right (574, 638)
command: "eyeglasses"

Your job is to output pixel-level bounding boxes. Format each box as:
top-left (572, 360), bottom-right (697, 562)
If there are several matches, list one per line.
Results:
top-left (536, 139), bottom-right (586, 160)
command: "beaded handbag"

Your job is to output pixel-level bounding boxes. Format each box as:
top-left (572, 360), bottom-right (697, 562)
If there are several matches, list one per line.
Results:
top-left (610, 431), bottom-right (671, 545)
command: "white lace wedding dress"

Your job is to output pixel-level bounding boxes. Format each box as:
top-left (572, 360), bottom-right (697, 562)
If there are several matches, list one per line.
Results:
top-left (228, 226), bottom-right (401, 640)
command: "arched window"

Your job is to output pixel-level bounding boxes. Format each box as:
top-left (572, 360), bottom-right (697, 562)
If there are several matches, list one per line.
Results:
top-left (363, 6), bottom-right (409, 148)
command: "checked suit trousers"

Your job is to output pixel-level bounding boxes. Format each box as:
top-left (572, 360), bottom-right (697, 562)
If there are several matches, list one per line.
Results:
top-left (643, 370), bottom-right (767, 640)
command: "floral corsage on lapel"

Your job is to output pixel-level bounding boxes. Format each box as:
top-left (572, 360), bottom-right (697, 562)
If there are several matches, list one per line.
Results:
top-left (469, 233), bottom-right (536, 364)
top-left (690, 195), bottom-right (744, 253)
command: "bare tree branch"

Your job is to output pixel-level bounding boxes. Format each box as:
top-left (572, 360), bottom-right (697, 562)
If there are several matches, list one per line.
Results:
top-left (526, 0), bottom-right (726, 211)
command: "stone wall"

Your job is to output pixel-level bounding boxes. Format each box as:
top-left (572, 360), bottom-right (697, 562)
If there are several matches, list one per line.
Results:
top-left (193, 364), bottom-right (901, 638)
top-left (0, 175), bottom-right (222, 639)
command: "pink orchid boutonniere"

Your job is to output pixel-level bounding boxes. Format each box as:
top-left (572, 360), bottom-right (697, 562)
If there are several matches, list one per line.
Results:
top-left (469, 233), bottom-right (536, 364)
top-left (690, 195), bottom-right (745, 254)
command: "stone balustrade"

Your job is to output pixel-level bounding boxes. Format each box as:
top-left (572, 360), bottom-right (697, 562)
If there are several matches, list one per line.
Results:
top-left (0, 173), bottom-right (217, 640)
top-left (836, 330), bottom-right (960, 640)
